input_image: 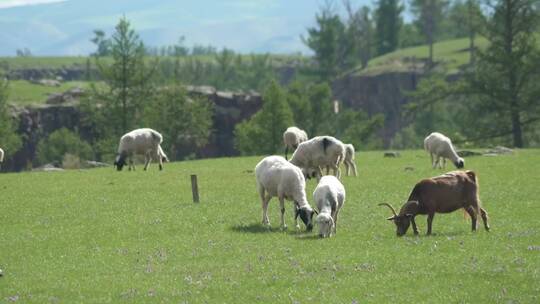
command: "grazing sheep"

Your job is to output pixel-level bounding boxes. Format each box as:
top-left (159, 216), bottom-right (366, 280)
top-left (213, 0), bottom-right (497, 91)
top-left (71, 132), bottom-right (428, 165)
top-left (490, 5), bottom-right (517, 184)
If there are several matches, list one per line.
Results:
top-left (255, 156), bottom-right (317, 231)
top-left (290, 136), bottom-right (346, 179)
top-left (114, 128), bottom-right (168, 171)
top-left (314, 176), bottom-right (346, 238)
top-left (343, 143), bottom-right (358, 176)
top-left (379, 170), bottom-right (490, 236)
top-left (283, 126), bottom-right (308, 160)
top-left (424, 132), bottom-right (464, 169)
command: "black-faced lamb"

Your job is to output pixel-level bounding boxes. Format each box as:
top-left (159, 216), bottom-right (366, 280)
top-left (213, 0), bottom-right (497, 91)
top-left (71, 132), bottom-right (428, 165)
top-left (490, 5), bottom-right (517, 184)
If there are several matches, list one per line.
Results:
top-left (313, 176), bottom-right (346, 238)
top-left (283, 126), bottom-right (308, 160)
top-left (114, 128), bottom-right (168, 171)
top-left (290, 136), bottom-right (346, 179)
top-left (379, 170), bottom-right (490, 236)
top-left (424, 132), bottom-right (464, 169)
top-left (255, 156), bottom-right (317, 231)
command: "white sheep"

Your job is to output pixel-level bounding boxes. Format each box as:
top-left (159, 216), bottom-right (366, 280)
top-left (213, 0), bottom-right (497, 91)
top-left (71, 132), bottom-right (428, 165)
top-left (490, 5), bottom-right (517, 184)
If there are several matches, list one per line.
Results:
top-left (114, 128), bottom-right (169, 171)
top-left (424, 132), bottom-right (464, 169)
top-left (314, 176), bottom-right (346, 238)
top-left (255, 155), bottom-right (317, 231)
top-left (343, 143), bottom-right (358, 176)
top-left (283, 126), bottom-right (308, 160)
top-left (290, 136), bottom-right (346, 179)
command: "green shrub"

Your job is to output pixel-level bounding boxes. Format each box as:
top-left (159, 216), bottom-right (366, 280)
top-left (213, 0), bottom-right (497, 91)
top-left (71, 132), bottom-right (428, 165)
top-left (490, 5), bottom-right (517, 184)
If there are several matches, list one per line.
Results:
top-left (36, 128), bottom-right (93, 165)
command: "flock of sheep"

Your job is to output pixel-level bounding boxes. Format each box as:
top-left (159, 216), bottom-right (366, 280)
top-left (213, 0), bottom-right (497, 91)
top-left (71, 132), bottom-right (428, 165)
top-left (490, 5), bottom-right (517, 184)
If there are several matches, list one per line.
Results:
top-left (0, 127), bottom-right (490, 238)
top-left (256, 128), bottom-right (490, 237)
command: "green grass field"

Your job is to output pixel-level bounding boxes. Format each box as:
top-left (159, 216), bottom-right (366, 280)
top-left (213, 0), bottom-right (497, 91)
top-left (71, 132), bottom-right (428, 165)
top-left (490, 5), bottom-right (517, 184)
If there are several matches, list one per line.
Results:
top-left (1, 150), bottom-right (538, 303)
top-left (7, 80), bottom-right (91, 106)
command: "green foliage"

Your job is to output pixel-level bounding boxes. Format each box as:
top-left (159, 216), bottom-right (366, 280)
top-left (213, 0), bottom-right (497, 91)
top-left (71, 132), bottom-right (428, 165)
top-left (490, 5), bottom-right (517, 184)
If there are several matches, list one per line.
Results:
top-left (235, 80), bottom-right (293, 155)
top-left (143, 85), bottom-right (213, 160)
top-left (334, 109), bottom-right (385, 149)
top-left (1, 151), bottom-right (539, 302)
top-left (0, 76), bottom-right (22, 159)
top-left (303, 5), bottom-right (349, 80)
top-left (307, 82), bottom-right (334, 136)
top-left (36, 128), bottom-right (92, 165)
top-left (463, 0), bottom-right (540, 147)
top-left (93, 17), bottom-right (157, 135)
top-left (375, 0), bottom-right (404, 55)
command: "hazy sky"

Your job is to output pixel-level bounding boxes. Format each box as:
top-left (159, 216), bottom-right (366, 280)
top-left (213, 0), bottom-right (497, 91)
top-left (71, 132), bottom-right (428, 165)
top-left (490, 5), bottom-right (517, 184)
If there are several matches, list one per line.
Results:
top-left (0, 0), bottom-right (374, 56)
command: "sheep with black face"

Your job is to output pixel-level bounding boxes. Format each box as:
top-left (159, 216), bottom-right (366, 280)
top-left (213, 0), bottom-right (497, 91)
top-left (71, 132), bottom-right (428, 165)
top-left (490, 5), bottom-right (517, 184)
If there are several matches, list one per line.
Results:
top-left (255, 156), bottom-right (317, 231)
top-left (114, 128), bottom-right (168, 171)
top-left (380, 170), bottom-right (490, 236)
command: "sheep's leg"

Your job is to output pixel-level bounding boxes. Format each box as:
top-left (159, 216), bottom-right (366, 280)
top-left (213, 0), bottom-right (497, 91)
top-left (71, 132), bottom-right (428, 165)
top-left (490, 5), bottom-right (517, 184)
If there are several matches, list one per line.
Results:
top-left (480, 208), bottom-right (490, 231)
top-left (426, 213), bottom-right (435, 235)
top-left (411, 217), bottom-right (419, 235)
top-left (128, 157), bottom-right (135, 171)
top-left (351, 161), bottom-right (358, 177)
top-left (157, 151), bottom-right (163, 171)
top-left (442, 158), bottom-right (447, 169)
top-left (284, 146), bottom-right (289, 160)
top-left (465, 206), bottom-right (478, 231)
top-left (259, 187), bottom-right (271, 226)
top-left (332, 208), bottom-right (341, 234)
top-left (344, 161), bottom-right (350, 176)
top-left (278, 196), bottom-right (287, 230)
top-left (143, 152), bottom-right (151, 171)
top-left (430, 153), bottom-right (434, 168)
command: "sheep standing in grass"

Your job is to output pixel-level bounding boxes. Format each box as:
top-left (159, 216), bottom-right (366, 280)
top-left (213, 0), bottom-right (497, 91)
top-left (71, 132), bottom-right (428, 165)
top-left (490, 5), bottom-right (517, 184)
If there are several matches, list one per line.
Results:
top-left (290, 136), bottom-right (346, 179)
top-left (283, 127), bottom-right (308, 160)
top-left (424, 132), bottom-right (464, 169)
top-left (314, 176), bottom-right (345, 238)
top-left (343, 144), bottom-right (358, 176)
top-left (114, 128), bottom-right (168, 171)
top-left (255, 156), bottom-right (317, 231)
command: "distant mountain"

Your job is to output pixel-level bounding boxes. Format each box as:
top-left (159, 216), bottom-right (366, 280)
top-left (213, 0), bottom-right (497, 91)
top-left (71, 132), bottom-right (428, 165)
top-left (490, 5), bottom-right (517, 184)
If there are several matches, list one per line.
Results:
top-left (0, 0), bottom-right (353, 56)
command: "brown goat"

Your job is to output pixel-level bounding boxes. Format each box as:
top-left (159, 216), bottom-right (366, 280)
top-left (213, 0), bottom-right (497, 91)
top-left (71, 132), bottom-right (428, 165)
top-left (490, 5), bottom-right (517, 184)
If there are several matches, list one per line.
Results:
top-left (380, 170), bottom-right (490, 236)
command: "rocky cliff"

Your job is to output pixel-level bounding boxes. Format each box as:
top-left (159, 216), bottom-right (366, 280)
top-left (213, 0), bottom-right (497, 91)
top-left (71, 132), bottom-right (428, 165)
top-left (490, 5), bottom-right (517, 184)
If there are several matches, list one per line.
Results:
top-left (332, 70), bottom-right (422, 147)
top-left (4, 86), bottom-right (261, 172)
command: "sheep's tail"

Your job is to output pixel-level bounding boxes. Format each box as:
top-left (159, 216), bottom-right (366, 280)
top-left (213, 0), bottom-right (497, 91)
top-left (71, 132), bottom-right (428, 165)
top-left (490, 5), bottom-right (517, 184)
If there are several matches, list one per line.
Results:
top-left (322, 137), bottom-right (331, 154)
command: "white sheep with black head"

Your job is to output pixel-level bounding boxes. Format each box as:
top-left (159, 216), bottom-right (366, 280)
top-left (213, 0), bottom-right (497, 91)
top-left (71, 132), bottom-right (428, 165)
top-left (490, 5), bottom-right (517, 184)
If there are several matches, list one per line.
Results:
top-left (114, 128), bottom-right (169, 171)
top-left (255, 155), bottom-right (317, 231)
top-left (424, 132), bottom-right (464, 169)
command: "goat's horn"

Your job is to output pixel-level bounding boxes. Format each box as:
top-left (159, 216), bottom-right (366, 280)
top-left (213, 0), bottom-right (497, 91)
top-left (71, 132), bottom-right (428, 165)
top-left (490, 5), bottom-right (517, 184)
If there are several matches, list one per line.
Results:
top-left (378, 203), bottom-right (398, 217)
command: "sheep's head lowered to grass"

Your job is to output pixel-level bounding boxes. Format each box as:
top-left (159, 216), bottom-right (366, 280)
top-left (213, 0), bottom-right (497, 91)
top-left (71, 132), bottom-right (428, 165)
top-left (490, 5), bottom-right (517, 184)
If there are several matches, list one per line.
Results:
top-left (114, 152), bottom-right (128, 171)
top-left (379, 202), bottom-right (418, 236)
top-left (295, 205), bottom-right (317, 231)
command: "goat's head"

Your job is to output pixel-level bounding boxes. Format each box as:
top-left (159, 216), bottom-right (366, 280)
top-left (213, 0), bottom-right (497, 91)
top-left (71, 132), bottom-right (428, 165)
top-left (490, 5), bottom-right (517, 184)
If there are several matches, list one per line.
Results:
top-left (295, 205), bottom-right (317, 231)
top-left (455, 158), bottom-right (465, 169)
top-left (114, 153), bottom-right (126, 171)
top-left (379, 202), bottom-right (418, 236)
top-left (316, 213), bottom-right (334, 238)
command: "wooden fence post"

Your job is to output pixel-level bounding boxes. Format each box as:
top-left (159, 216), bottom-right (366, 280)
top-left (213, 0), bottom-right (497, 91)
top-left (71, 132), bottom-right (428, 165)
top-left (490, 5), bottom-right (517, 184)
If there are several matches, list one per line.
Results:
top-left (191, 174), bottom-right (199, 203)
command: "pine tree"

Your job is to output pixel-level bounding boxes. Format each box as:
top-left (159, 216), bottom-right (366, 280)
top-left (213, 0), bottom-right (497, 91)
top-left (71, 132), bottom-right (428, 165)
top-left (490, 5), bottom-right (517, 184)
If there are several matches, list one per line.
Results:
top-left (375, 0), bottom-right (404, 55)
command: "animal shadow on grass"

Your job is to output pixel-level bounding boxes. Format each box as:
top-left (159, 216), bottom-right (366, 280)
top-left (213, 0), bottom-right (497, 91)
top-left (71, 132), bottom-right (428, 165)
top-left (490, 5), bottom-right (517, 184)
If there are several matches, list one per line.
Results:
top-left (231, 223), bottom-right (313, 236)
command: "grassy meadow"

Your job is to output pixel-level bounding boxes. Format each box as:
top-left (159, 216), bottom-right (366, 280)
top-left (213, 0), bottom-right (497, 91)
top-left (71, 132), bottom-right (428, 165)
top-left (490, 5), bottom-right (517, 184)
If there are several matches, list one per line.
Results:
top-left (0, 150), bottom-right (539, 303)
